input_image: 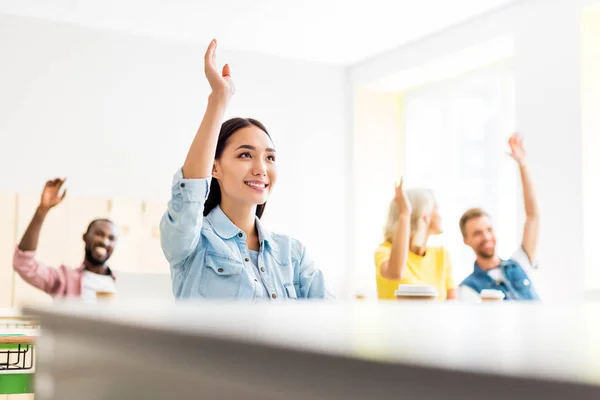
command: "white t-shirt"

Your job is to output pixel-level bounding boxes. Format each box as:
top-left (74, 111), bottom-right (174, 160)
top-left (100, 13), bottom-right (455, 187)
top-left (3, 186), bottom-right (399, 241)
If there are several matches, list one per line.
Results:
top-left (81, 270), bottom-right (117, 303)
top-left (458, 247), bottom-right (538, 302)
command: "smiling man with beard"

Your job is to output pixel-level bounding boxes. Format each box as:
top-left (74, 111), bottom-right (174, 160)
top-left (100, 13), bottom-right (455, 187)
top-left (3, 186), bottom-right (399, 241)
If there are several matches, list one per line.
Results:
top-left (458, 133), bottom-right (540, 301)
top-left (13, 178), bottom-right (118, 302)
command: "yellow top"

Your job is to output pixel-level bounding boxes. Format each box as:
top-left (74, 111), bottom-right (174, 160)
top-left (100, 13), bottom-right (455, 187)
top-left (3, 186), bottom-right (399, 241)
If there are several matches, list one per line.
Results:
top-left (374, 241), bottom-right (455, 300)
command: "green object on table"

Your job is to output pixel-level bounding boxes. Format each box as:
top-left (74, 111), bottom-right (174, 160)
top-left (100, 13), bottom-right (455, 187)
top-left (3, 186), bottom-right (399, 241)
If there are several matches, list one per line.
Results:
top-left (0, 333), bottom-right (24, 350)
top-left (0, 373), bottom-right (34, 394)
top-left (0, 333), bottom-right (34, 394)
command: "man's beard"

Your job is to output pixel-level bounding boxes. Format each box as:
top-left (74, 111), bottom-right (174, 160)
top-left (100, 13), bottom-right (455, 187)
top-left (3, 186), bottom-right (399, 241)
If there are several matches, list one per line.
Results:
top-left (477, 249), bottom-right (495, 259)
top-left (85, 248), bottom-right (108, 266)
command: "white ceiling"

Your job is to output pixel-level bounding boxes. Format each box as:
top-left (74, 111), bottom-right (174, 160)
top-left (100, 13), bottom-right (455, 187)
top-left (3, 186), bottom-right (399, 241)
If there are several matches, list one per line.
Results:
top-left (369, 36), bottom-right (515, 92)
top-left (0, 0), bottom-right (518, 65)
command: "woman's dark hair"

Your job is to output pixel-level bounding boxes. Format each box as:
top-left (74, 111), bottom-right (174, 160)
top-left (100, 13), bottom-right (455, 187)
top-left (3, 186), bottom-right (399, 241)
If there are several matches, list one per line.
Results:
top-left (203, 117), bottom-right (272, 218)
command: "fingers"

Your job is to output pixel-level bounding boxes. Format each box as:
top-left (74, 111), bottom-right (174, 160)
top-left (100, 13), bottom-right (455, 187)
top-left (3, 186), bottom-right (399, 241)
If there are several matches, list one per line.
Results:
top-left (45, 177), bottom-right (67, 192)
top-left (222, 64), bottom-right (231, 78)
top-left (510, 133), bottom-right (524, 150)
top-left (204, 39), bottom-right (220, 81)
top-left (395, 177), bottom-right (404, 191)
top-left (509, 132), bottom-right (524, 146)
top-left (205, 39), bottom-right (231, 89)
top-left (60, 188), bottom-right (67, 201)
top-left (212, 39), bottom-right (217, 65)
top-left (204, 39), bottom-right (216, 67)
top-left (394, 178), bottom-right (405, 199)
top-left (57, 178), bottom-right (67, 190)
top-left (46, 178), bottom-right (60, 188)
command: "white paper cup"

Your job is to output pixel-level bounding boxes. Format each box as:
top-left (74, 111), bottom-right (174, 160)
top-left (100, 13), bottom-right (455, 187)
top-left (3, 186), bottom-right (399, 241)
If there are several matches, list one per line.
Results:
top-left (480, 289), bottom-right (505, 302)
top-left (95, 291), bottom-right (116, 301)
top-left (394, 284), bottom-right (438, 301)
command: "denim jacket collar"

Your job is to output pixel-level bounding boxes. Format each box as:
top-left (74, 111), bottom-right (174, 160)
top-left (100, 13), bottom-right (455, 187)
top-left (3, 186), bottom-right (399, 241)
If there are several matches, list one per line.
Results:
top-left (206, 205), bottom-right (274, 249)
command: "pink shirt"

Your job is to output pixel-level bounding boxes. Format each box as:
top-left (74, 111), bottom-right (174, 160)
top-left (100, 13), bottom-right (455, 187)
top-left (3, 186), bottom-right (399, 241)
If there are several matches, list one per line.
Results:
top-left (12, 247), bottom-right (115, 298)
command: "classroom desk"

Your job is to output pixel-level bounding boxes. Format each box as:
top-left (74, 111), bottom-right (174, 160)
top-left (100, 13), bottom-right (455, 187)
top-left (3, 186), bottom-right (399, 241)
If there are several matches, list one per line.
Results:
top-left (25, 301), bottom-right (600, 399)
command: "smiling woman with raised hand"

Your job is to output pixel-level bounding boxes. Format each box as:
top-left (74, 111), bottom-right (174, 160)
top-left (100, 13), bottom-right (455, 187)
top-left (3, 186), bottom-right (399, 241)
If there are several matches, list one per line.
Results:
top-left (160, 39), bottom-right (333, 301)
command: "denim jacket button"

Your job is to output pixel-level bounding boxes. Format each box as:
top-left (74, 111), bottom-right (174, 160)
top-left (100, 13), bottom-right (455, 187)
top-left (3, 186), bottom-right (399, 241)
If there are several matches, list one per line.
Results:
top-left (260, 267), bottom-right (265, 272)
top-left (271, 293), bottom-right (277, 299)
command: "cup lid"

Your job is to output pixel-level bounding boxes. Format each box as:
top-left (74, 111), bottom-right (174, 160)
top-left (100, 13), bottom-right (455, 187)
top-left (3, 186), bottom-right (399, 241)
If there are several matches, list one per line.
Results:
top-left (480, 289), bottom-right (505, 299)
top-left (394, 284), bottom-right (438, 297)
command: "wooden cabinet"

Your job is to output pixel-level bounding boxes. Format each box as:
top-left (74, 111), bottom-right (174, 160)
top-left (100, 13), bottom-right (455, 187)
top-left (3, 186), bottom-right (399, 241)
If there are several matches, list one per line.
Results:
top-left (108, 200), bottom-right (143, 273)
top-left (140, 200), bottom-right (169, 274)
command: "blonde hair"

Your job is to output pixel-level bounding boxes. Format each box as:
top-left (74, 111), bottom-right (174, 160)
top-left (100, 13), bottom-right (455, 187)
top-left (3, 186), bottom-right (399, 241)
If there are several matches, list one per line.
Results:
top-left (383, 188), bottom-right (437, 248)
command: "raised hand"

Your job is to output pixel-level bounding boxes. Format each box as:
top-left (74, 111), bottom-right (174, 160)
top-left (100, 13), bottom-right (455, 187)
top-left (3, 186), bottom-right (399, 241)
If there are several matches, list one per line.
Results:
top-left (394, 178), bottom-right (412, 217)
top-left (204, 39), bottom-right (235, 103)
top-left (40, 178), bottom-right (67, 210)
top-left (508, 132), bottom-right (526, 165)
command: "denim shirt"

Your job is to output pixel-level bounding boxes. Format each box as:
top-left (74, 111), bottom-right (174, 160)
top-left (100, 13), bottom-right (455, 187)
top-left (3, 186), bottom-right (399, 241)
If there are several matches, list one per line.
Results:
top-left (460, 258), bottom-right (540, 301)
top-left (160, 169), bottom-right (333, 301)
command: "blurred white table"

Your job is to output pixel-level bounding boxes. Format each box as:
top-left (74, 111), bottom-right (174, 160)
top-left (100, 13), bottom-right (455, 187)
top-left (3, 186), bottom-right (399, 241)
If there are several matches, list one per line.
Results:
top-left (0, 309), bottom-right (21, 318)
top-left (26, 301), bottom-right (600, 399)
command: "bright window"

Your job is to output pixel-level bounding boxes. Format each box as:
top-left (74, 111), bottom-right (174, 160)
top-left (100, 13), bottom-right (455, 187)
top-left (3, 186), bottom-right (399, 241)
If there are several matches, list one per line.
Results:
top-left (403, 61), bottom-right (518, 282)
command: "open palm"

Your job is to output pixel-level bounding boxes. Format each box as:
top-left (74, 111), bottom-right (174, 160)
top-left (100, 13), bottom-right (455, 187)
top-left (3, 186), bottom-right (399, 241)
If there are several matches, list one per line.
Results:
top-left (508, 132), bottom-right (526, 164)
top-left (40, 178), bottom-right (67, 210)
top-left (204, 39), bottom-right (235, 101)
top-left (395, 178), bottom-right (412, 216)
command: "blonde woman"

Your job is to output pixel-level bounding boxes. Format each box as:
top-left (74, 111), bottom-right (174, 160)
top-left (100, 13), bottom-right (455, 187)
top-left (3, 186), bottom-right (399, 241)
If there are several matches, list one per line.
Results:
top-left (374, 179), bottom-right (456, 300)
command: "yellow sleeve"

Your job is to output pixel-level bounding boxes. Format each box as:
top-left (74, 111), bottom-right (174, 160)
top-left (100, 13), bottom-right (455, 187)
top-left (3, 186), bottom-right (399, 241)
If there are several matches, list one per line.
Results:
top-left (375, 244), bottom-right (417, 284)
top-left (374, 245), bottom-right (391, 277)
top-left (443, 248), bottom-right (456, 290)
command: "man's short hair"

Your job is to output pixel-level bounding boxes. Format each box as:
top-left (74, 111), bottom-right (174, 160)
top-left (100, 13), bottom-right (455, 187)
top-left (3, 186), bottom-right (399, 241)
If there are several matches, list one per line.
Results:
top-left (85, 219), bottom-right (114, 234)
top-left (459, 208), bottom-right (489, 237)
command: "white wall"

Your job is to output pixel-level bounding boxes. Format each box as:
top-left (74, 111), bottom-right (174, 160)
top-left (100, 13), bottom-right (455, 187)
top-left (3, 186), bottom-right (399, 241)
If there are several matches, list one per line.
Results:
top-left (350, 1), bottom-right (524, 87)
top-left (582, 3), bottom-right (600, 292)
top-left (513, 0), bottom-right (584, 301)
top-left (352, 89), bottom-right (404, 297)
top-left (350, 0), bottom-right (597, 301)
top-left (0, 14), bottom-right (350, 297)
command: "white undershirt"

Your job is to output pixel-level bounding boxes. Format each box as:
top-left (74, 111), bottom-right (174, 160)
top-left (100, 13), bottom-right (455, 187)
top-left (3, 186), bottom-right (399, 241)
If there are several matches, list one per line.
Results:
top-left (81, 270), bottom-right (117, 303)
top-left (458, 247), bottom-right (538, 302)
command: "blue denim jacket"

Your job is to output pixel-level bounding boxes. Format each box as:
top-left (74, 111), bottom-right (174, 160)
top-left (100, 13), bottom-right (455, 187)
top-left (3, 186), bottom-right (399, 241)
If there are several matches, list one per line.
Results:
top-left (160, 169), bottom-right (333, 300)
top-left (460, 259), bottom-right (540, 300)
